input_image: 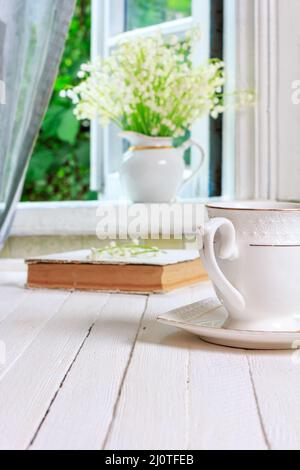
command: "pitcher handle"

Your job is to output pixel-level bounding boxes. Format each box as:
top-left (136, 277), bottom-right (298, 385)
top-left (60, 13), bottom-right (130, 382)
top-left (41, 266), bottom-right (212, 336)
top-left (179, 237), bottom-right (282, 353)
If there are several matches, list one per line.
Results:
top-left (179, 139), bottom-right (205, 190)
top-left (198, 218), bottom-right (245, 313)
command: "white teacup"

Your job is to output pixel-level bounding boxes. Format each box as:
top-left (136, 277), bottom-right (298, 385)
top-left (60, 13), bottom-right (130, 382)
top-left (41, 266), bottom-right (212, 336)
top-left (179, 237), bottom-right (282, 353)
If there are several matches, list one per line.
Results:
top-left (199, 201), bottom-right (300, 332)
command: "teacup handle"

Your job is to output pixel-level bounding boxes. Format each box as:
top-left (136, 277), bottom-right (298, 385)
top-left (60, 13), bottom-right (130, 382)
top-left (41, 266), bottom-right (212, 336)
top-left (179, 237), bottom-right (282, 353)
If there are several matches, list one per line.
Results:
top-left (198, 217), bottom-right (246, 313)
top-left (179, 139), bottom-right (205, 190)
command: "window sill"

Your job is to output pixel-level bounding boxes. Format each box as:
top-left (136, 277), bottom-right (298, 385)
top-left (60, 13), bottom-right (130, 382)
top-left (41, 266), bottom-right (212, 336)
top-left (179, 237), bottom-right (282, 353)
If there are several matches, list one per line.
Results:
top-left (11, 199), bottom-right (225, 238)
top-left (12, 201), bottom-right (103, 237)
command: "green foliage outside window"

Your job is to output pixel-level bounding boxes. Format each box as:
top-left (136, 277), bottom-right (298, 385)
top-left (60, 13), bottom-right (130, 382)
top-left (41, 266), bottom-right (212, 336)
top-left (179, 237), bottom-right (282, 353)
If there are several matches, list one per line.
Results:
top-left (126, 0), bottom-right (191, 30)
top-left (22, 0), bottom-right (96, 202)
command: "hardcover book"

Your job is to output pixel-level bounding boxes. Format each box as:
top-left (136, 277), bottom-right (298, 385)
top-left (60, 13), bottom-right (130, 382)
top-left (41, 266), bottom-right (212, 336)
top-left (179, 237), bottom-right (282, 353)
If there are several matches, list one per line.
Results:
top-left (26, 249), bottom-right (208, 294)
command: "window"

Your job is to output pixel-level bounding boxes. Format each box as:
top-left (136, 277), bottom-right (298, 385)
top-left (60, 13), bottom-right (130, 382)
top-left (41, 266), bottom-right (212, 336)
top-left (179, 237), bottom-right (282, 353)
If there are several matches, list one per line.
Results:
top-left (22, 0), bottom-right (95, 203)
top-left (91, 0), bottom-right (232, 201)
top-left (19, 0), bottom-right (300, 209)
top-left (23, 0), bottom-right (236, 204)
top-left (125, 0), bottom-right (192, 31)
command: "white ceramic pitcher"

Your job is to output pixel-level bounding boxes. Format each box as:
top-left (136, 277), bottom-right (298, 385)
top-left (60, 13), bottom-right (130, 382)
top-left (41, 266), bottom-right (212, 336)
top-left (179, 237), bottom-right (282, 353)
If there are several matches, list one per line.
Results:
top-left (119, 131), bottom-right (205, 203)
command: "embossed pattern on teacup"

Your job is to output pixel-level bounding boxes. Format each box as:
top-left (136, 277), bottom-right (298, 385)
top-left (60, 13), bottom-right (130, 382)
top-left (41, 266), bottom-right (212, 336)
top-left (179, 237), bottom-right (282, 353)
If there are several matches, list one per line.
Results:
top-left (207, 209), bottom-right (300, 244)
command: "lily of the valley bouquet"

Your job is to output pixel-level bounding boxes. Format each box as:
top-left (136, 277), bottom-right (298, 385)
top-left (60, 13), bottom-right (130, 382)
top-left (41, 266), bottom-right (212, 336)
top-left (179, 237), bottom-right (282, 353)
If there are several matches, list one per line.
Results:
top-left (64, 30), bottom-right (254, 203)
top-left (64, 30), bottom-right (252, 137)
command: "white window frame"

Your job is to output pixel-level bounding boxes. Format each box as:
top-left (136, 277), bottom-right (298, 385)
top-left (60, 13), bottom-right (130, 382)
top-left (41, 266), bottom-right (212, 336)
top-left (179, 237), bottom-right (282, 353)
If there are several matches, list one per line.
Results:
top-left (90, 0), bottom-right (300, 203)
top-left (232, 0), bottom-right (283, 201)
top-left (91, 0), bottom-right (213, 200)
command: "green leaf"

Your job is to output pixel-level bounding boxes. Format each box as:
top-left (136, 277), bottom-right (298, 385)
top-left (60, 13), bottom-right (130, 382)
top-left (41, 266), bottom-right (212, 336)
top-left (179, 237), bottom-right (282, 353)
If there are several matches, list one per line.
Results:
top-left (26, 149), bottom-right (54, 182)
top-left (54, 76), bottom-right (73, 91)
top-left (76, 141), bottom-right (90, 167)
top-left (57, 109), bottom-right (80, 144)
top-left (42, 105), bottom-right (66, 138)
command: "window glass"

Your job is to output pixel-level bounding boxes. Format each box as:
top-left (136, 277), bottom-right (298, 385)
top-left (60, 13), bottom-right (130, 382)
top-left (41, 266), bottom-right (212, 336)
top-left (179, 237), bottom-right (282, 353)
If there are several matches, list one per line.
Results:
top-left (22, 0), bottom-right (96, 202)
top-left (125, 0), bottom-right (192, 31)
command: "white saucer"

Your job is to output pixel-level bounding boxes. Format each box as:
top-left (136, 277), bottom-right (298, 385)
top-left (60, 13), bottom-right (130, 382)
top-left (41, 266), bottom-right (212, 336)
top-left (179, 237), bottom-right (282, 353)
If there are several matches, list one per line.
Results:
top-left (157, 297), bottom-right (300, 350)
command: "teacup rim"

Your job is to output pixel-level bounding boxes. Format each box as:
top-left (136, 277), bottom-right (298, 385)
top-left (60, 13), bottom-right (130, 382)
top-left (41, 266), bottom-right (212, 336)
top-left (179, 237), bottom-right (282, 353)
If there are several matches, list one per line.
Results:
top-left (206, 200), bottom-right (300, 212)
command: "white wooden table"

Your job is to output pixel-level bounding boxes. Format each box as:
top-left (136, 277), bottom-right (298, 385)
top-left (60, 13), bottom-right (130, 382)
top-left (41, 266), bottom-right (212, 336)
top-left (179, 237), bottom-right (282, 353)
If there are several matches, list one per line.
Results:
top-left (0, 261), bottom-right (299, 450)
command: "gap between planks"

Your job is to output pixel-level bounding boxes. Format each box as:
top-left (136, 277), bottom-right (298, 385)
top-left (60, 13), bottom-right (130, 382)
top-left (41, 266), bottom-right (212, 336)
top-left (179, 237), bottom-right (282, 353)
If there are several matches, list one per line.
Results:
top-left (15, 280), bottom-right (275, 450)
top-left (246, 354), bottom-right (271, 450)
top-left (30, 293), bottom-right (148, 450)
top-left (101, 295), bottom-right (150, 449)
top-left (104, 286), bottom-right (198, 450)
top-left (186, 285), bottom-right (268, 450)
top-left (28, 293), bottom-right (112, 449)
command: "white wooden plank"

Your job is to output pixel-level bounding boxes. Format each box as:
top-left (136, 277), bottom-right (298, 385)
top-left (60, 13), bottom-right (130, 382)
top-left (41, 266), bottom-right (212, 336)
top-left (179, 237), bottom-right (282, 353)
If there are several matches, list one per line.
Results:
top-left (105, 286), bottom-right (205, 450)
top-left (0, 273), bottom-right (29, 322)
top-left (0, 272), bottom-right (280, 450)
top-left (187, 340), bottom-right (268, 450)
top-left (247, 351), bottom-right (300, 450)
top-left (185, 285), bottom-right (268, 450)
top-left (0, 260), bottom-right (27, 272)
top-left (31, 294), bottom-right (147, 450)
top-left (0, 270), bottom-right (26, 290)
top-left (106, 282), bottom-right (266, 450)
top-left (0, 291), bottom-right (109, 450)
top-left (0, 289), bottom-right (69, 379)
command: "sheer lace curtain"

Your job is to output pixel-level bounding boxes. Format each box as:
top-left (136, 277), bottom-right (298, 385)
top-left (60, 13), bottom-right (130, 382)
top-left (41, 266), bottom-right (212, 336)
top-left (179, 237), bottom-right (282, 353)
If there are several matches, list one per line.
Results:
top-left (0, 0), bottom-right (75, 250)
